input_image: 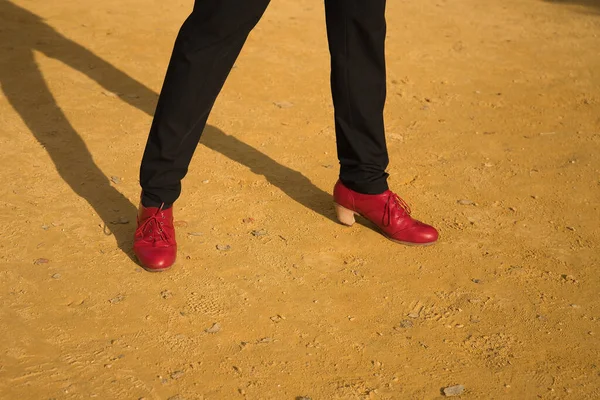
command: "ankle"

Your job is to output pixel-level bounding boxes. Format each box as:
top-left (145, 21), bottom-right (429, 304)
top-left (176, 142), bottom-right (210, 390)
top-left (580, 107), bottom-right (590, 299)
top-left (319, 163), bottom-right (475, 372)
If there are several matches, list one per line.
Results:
top-left (141, 198), bottom-right (173, 210)
top-left (339, 178), bottom-right (389, 195)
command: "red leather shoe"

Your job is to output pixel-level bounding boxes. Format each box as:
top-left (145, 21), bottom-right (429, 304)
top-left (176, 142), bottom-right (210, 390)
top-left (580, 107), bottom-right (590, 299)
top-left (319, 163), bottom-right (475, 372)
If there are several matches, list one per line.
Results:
top-left (133, 204), bottom-right (177, 271)
top-left (333, 180), bottom-right (438, 245)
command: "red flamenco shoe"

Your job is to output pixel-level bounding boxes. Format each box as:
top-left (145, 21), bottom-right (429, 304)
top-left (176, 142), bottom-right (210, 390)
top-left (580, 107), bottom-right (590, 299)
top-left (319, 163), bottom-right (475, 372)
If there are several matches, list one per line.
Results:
top-left (333, 180), bottom-right (438, 246)
top-left (133, 204), bottom-right (177, 271)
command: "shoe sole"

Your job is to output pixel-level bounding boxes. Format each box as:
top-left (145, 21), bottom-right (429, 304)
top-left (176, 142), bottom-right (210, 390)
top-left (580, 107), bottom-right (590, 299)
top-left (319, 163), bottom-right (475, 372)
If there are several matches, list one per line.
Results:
top-left (141, 265), bottom-right (173, 272)
top-left (334, 202), bottom-right (437, 247)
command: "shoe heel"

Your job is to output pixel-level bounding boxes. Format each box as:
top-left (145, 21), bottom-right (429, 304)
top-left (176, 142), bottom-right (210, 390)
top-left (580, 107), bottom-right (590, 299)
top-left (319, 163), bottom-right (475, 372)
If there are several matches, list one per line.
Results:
top-left (334, 203), bottom-right (356, 226)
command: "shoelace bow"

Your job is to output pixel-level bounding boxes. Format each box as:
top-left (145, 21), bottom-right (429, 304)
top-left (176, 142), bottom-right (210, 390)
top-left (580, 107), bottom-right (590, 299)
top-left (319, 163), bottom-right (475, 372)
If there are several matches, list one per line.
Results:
top-left (136, 206), bottom-right (171, 243)
top-left (383, 193), bottom-right (412, 227)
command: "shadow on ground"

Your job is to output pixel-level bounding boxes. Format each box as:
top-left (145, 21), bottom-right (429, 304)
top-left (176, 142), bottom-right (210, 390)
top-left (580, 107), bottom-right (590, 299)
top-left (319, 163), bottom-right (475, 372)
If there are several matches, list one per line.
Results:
top-left (543, 0), bottom-right (600, 13)
top-left (0, 0), bottom-right (335, 262)
top-left (201, 127), bottom-right (336, 222)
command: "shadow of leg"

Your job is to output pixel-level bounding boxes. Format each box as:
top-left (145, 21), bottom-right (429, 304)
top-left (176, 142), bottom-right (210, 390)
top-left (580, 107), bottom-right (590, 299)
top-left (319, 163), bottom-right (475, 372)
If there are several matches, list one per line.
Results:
top-left (1, 50), bottom-right (137, 261)
top-left (38, 36), bottom-right (159, 117)
top-left (202, 126), bottom-right (336, 222)
top-left (543, 0), bottom-right (600, 13)
top-left (0, 0), bottom-right (339, 251)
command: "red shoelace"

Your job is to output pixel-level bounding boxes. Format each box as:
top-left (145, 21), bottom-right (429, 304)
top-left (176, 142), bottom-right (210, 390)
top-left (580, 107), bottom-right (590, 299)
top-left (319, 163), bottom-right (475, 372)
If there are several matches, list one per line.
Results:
top-left (383, 193), bottom-right (412, 226)
top-left (135, 205), bottom-right (172, 243)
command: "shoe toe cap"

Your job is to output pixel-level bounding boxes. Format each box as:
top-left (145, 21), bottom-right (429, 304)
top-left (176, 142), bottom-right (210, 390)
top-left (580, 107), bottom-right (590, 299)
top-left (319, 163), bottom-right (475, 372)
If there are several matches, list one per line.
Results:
top-left (134, 246), bottom-right (177, 271)
top-left (391, 221), bottom-right (439, 245)
top-left (414, 222), bottom-right (439, 243)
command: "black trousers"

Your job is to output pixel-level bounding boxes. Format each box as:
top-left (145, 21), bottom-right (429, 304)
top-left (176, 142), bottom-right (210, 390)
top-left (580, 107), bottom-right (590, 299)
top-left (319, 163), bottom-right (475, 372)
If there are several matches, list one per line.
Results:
top-left (140, 0), bottom-right (389, 207)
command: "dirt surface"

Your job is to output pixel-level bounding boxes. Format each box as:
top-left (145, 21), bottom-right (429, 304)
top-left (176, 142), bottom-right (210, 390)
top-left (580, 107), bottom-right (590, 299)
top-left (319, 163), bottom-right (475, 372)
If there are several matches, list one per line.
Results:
top-left (1, 0), bottom-right (599, 399)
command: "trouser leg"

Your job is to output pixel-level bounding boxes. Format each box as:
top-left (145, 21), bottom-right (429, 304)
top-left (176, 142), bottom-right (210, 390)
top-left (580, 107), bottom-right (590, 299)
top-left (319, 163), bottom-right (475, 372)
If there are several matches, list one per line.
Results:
top-left (325, 0), bottom-right (389, 194)
top-left (140, 0), bottom-right (270, 207)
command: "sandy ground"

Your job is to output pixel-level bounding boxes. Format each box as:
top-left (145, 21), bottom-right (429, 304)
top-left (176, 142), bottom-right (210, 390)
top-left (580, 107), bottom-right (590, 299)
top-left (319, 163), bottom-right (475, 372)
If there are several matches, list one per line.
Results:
top-left (1, 0), bottom-right (599, 398)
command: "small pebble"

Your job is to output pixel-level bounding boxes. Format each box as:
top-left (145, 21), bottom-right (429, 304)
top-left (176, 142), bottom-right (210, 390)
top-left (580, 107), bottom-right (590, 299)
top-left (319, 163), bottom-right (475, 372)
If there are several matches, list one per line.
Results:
top-left (110, 176), bottom-right (122, 184)
top-left (296, 397), bottom-right (312, 400)
top-left (202, 180), bottom-right (210, 184)
top-left (408, 312), bottom-right (420, 319)
top-left (170, 370), bottom-right (185, 380)
top-left (561, 274), bottom-right (578, 283)
top-left (472, 278), bottom-right (482, 284)
top-left (174, 220), bottom-right (188, 228)
top-left (273, 101), bottom-right (294, 108)
top-left (398, 319), bottom-right (414, 329)
top-left (243, 217), bottom-right (255, 224)
top-left (205, 323), bottom-right (221, 334)
top-left (251, 229), bottom-right (268, 237)
top-left (457, 199), bottom-right (475, 206)
top-left (443, 384), bottom-right (465, 397)
top-left (161, 290), bottom-right (173, 299)
top-left (111, 217), bottom-right (129, 225)
top-left (187, 232), bottom-right (203, 236)
top-left (41, 224), bottom-right (50, 230)
top-left (51, 273), bottom-right (61, 279)
top-left (270, 315), bottom-right (285, 323)
top-left (109, 294), bottom-right (125, 304)
top-left (34, 258), bottom-right (50, 265)
top-left (216, 244), bottom-right (231, 251)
